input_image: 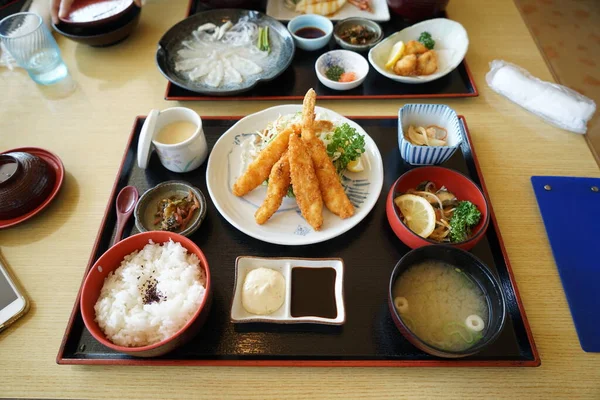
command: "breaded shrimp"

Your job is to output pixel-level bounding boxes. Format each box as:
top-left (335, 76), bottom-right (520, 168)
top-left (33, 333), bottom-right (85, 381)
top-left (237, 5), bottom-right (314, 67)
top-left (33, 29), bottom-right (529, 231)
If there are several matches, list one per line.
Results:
top-left (304, 136), bottom-right (354, 219)
top-left (405, 40), bottom-right (428, 55)
top-left (416, 50), bottom-right (438, 75)
top-left (232, 125), bottom-right (298, 197)
top-left (254, 152), bottom-right (291, 225)
top-left (288, 132), bottom-right (323, 231)
top-left (302, 88), bottom-right (317, 140)
top-left (393, 54), bottom-right (417, 76)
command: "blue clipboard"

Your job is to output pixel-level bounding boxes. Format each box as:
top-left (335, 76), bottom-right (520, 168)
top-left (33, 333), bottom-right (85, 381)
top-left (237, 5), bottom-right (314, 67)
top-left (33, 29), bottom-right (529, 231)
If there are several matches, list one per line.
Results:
top-left (532, 176), bottom-right (600, 352)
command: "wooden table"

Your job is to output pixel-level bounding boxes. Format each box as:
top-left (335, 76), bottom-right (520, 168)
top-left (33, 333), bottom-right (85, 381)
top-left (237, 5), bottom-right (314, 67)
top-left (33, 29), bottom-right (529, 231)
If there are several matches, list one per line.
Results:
top-left (1, 0), bottom-right (599, 398)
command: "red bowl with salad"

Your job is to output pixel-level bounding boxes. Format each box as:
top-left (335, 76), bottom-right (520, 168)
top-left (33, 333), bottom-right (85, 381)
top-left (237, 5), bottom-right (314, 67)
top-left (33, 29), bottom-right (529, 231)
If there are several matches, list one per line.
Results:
top-left (386, 166), bottom-right (489, 251)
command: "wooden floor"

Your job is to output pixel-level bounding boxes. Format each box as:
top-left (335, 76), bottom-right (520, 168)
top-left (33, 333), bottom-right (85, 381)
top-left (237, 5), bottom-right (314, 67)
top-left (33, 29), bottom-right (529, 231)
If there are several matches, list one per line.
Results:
top-left (515, 0), bottom-right (600, 166)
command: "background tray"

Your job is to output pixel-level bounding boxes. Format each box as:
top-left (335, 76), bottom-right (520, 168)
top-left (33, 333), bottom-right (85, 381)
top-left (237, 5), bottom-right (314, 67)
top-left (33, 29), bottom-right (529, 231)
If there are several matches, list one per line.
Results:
top-left (164, 1), bottom-right (478, 101)
top-left (57, 115), bottom-right (538, 367)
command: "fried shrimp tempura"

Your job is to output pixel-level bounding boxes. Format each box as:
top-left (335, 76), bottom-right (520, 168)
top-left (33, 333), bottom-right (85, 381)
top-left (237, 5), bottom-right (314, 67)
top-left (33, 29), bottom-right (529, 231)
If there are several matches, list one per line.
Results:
top-left (254, 152), bottom-right (291, 225)
top-left (302, 88), bottom-right (317, 140)
top-left (304, 136), bottom-right (354, 219)
top-left (416, 50), bottom-right (438, 76)
top-left (288, 132), bottom-right (323, 231)
top-left (232, 125), bottom-right (298, 197)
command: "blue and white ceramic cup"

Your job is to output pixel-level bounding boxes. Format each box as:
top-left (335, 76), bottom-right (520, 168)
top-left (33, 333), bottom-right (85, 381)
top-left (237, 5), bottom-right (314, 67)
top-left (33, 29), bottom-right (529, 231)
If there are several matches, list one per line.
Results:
top-left (398, 104), bottom-right (463, 165)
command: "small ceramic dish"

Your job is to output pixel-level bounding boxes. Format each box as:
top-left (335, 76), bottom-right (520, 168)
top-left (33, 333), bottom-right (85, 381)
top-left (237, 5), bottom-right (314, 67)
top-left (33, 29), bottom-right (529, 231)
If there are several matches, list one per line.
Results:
top-left (0, 147), bottom-right (64, 229)
top-left (398, 104), bottom-right (462, 165)
top-left (388, 245), bottom-right (506, 358)
top-left (58, 0), bottom-right (136, 27)
top-left (288, 14), bottom-right (333, 51)
top-left (315, 49), bottom-right (369, 91)
top-left (231, 256), bottom-right (345, 325)
top-left (134, 181), bottom-right (207, 237)
top-left (386, 166), bottom-right (490, 251)
top-left (80, 231), bottom-right (212, 357)
top-left (333, 17), bottom-right (383, 52)
top-left (368, 18), bottom-right (469, 84)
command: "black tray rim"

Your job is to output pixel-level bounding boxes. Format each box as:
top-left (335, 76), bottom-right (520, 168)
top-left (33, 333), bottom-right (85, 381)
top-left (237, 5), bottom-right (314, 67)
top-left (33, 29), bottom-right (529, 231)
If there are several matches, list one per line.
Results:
top-left (56, 115), bottom-right (540, 367)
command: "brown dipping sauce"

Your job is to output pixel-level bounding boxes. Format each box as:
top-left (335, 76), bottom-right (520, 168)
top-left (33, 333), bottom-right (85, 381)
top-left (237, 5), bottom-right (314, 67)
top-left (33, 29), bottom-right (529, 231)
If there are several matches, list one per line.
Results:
top-left (295, 27), bottom-right (326, 39)
top-left (291, 267), bottom-right (337, 319)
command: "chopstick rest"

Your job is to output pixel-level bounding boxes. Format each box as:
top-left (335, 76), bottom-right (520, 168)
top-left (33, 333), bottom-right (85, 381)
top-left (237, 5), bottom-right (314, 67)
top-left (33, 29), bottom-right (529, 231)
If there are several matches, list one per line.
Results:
top-left (486, 60), bottom-right (596, 134)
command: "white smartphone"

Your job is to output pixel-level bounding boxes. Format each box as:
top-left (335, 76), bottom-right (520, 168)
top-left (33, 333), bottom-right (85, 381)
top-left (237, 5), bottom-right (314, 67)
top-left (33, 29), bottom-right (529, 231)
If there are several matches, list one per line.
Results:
top-left (0, 254), bottom-right (29, 332)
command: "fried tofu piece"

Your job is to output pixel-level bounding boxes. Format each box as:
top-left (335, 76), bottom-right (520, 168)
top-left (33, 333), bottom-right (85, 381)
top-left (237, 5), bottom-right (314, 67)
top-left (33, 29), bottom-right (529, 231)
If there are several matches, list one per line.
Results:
top-left (393, 54), bottom-right (417, 76)
top-left (405, 40), bottom-right (429, 55)
top-left (416, 50), bottom-right (438, 75)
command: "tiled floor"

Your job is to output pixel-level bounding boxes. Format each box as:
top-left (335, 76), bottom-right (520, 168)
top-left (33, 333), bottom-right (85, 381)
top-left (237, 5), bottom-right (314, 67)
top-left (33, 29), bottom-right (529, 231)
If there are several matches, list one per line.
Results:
top-left (514, 0), bottom-right (600, 164)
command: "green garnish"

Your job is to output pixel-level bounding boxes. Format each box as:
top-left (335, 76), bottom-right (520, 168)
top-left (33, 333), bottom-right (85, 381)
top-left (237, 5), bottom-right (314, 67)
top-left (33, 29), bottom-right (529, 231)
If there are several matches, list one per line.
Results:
top-left (286, 185), bottom-right (295, 198)
top-left (449, 200), bottom-right (482, 243)
top-left (325, 65), bottom-right (345, 81)
top-left (325, 123), bottom-right (366, 175)
top-left (418, 31), bottom-right (435, 50)
top-left (257, 26), bottom-right (270, 53)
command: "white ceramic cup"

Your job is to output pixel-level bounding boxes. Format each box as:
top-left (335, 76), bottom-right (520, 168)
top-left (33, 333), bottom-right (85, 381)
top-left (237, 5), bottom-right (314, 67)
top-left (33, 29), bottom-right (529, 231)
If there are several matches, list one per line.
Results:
top-left (137, 107), bottom-right (208, 173)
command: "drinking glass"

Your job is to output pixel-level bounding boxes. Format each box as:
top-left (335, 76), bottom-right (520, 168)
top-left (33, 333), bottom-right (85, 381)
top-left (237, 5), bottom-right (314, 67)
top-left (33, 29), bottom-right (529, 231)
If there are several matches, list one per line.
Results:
top-left (0, 12), bottom-right (70, 85)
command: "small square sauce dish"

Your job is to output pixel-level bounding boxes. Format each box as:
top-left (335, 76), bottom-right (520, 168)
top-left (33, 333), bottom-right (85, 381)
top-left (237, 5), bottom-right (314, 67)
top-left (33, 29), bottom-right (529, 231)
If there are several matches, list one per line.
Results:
top-left (398, 104), bottom-right (463, 165)
top-left (231, 257), bottom-right (345, 325)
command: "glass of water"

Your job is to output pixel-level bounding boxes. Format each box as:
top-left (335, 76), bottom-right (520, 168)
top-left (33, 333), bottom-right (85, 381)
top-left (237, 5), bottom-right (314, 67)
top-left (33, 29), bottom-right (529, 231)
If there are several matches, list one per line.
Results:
top-left (0, 12), bottom-right (70, 85)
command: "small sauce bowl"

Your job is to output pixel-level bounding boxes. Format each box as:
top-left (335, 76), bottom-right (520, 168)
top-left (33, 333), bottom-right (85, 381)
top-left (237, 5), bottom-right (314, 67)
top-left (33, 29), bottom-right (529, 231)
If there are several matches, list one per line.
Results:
top-left (288, 14), bottom-right (333, 51)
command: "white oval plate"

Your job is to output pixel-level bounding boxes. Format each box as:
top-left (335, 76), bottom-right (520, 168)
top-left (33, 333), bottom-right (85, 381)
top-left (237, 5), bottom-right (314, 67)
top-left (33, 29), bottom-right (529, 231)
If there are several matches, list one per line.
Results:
top-left (368, 18), bottom-right (469, 84)
top-left (206, 105), bottom-right (384, 246)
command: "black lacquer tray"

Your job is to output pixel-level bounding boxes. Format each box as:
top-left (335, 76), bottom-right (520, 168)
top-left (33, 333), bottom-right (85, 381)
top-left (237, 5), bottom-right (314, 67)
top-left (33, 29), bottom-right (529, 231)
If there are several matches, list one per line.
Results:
top-left (163, 1), bottom-right (478, 101)
top-left (57, 115), bottom-right (538, 366)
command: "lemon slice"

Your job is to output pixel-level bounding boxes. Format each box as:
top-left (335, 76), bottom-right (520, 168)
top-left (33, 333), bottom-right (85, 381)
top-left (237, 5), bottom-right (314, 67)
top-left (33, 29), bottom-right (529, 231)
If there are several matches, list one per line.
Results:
top-left (385, 40), bottom-right (405, 70)
top-left (347, 156), bottom-right (364, 172)
top-left (394, 194), bottom-right (436, 238)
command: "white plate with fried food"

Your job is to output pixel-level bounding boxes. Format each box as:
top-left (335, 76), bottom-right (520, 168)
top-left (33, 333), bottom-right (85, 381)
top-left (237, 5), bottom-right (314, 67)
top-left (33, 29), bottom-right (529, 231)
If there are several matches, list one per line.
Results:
top-left (368, 18), bottom-right (469, 84)
top-left (206, 92), bottom-right (383, 245)
top-left (266, 0), bottom-right (390, 22)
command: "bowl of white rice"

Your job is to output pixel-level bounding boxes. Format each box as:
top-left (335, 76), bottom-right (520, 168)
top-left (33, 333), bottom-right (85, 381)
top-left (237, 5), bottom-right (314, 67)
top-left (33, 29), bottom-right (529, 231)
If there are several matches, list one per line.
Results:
top-left (80, 231), bottom-right (212, 357)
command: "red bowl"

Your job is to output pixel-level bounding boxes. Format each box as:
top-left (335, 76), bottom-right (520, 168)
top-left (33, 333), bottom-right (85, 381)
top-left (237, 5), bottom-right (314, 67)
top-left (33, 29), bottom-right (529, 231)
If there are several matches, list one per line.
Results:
top-left (80, 231), bottom-right (212, 357)
top-left (386, 166), bottom-right (489, 251)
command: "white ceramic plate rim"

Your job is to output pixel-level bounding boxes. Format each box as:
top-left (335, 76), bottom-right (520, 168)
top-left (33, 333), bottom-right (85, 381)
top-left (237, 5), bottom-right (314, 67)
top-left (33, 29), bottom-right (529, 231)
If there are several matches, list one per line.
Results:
top-left (266, 0), bottom-right (390, 22)
top-left (368, 18), bottom-right (469, 84)
top-left (205, 105), bottom-right (384, 246)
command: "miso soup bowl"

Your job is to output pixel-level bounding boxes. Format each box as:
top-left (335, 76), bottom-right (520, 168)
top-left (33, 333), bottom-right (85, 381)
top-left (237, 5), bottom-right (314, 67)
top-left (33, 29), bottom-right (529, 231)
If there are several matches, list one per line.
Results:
top-left (388, 245), bottom-right (506, 358)
top-left (80, 231), bottom-right (212, 357)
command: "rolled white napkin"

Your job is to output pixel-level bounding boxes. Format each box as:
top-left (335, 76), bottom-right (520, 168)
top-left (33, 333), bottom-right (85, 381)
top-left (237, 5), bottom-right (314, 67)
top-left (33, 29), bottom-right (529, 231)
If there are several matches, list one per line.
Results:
top-left (486, 60), bottom-right (596, 134)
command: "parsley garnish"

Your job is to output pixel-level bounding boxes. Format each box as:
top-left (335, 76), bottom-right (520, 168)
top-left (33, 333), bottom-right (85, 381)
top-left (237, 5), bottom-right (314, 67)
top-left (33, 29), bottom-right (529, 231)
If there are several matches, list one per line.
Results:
top-left (325, 123), bottom-right (366, 175)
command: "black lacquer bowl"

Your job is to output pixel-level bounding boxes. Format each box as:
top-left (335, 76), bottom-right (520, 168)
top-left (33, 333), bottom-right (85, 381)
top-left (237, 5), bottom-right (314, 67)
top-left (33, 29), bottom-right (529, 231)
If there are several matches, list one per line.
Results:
top-left (388, 245), bottom-right (506, 358)
top-left (0, 152), bottom-right (55, 219)
top-left (52, 4), bottom-right (141, 47)
top-left (156, 9), bottom-right (295, 96)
